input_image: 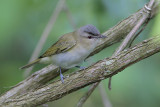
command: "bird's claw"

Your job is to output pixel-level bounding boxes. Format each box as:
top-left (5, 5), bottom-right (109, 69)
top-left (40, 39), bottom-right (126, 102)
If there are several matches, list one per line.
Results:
top-left (76, 66), bottom-right (86, 70)
top-left (60, 73), bottom-right (64, 83)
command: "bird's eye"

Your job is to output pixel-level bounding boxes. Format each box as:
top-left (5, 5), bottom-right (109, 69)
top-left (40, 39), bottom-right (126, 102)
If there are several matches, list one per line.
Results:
top-left (88, 36), bottom-right (92, 39)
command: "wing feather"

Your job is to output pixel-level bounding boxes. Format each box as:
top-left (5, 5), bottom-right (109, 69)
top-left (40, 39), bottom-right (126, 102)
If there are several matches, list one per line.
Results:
top-left (39, 33), bottom-right (76, 58)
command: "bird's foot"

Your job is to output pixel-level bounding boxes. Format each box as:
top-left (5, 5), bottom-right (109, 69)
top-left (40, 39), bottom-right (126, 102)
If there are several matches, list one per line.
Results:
top-left (60, 73), bottom-right (64, 83)
top-left (59, 67), bottom-right (64, 83)
top-left (75, 66), bottom-right (86, 70)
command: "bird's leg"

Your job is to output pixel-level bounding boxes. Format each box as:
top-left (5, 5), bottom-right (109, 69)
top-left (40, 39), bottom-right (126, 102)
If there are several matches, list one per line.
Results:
top-left (75, 66), bottom-right (86, 70)
top-left (59, 67), bottom-right (64, 83)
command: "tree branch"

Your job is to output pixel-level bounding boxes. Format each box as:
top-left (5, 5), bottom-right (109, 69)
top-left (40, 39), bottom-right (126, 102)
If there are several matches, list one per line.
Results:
top-left (63, 3), bottom-right (77, 29)
top-left (77, 0), bottom-right (159, 105)
top-left (98, 83), bottom-right (112, 107)
top-left (0, 1), bottom-right (159, 106)
top-left (1, 36), bottom-right (160, 107)
top-left (77, 82), bottom-right (100, 107)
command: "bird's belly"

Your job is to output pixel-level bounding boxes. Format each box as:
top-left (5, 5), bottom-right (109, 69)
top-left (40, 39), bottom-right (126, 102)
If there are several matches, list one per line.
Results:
top-left (51, 47), bottom-right (92, 69)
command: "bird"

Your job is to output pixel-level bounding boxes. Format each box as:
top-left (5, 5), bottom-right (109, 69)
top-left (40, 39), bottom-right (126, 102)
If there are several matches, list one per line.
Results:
top-left (20, 24), bottom-right (106, 83)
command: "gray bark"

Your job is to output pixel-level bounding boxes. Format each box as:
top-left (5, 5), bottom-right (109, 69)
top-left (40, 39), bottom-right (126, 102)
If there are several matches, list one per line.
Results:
top-left (0, 1), bottom-right (159, 107)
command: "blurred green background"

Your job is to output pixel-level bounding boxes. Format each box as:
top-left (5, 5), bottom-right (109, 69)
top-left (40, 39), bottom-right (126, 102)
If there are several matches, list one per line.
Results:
top-left (0, 0), bottom-right (160, 107)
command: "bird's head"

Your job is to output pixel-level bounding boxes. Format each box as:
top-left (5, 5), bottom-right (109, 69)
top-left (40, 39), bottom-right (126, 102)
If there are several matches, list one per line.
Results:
top-left (78, 24), bottom-right (106, 40)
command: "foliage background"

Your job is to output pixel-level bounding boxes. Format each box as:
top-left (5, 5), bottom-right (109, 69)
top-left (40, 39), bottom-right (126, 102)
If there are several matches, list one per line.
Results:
top-left (0, 0), bottom-right (160, 107)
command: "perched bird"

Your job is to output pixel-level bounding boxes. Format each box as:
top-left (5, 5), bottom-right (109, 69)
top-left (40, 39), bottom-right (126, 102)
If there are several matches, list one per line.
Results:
top-left (20, 24), bottom-right (106, 82)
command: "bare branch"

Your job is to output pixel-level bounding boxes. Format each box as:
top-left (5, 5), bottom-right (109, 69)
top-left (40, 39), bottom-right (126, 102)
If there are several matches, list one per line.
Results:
top-left (98, 83), bottom-right (112, 107)
top-left (76, 0), bottom-right (159, 105)
top-left (77, 82), bottom-right (99, 107)
top-left (109, 0), bottom-right (155, 90)
top-left (0, 1), bottom-right (159, 106)
top-left (113, 0), bottom-right (155, 56)
top-left (1, 36), bottom-right (160, 107)
top-left (63, 3), bottom-right (77, 29)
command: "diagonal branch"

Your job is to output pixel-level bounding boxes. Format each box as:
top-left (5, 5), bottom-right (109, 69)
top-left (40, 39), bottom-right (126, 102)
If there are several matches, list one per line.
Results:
top-left (0, 0), bottom-right (159, 104)
top-left (1, 36), bottom-right (160, 107)
top-left (77, 0), bottom-right (159, 105)
top-left (77, 82), bottom-right (100, 107)
top-left (63, 3), bottom-right (77, 29)
top-left (98, 83), bottom-right (112, 107)
top-left (113, 0), bottom-right (155, 56)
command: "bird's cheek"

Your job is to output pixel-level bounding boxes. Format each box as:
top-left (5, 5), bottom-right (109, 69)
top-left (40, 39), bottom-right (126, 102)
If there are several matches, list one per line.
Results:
top-left (94, 38), bottom-right (100, 44)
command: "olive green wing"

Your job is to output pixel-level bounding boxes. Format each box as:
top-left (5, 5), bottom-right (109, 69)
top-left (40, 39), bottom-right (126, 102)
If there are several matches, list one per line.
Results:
top-left (39, 33), bottom-right (76, 58)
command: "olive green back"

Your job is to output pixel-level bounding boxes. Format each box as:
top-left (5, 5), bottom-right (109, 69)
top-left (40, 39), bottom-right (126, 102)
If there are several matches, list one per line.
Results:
top-left (39, 32), bottom-right (76, 58)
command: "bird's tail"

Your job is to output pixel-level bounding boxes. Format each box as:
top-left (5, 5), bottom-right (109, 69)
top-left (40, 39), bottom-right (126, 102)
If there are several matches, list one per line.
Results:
top-left (20, 59), bottom-right (41, 69)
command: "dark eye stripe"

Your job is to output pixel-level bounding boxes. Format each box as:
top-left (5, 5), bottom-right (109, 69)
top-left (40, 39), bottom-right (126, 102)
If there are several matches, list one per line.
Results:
top-left (88, 32), bottom-right (95, 35)
top-left (85, 31), bottom-right (98, 36)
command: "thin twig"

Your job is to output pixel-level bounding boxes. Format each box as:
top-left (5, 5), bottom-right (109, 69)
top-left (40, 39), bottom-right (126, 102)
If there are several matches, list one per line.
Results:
top-left (63, 3), bottom-right (77, 29)
top-left (76, 0), bottom-right (156, 106)
top-left (23, 0), bottom-right (66, 78)
top-left (77, 82), bottom-right (99, 107)
top-left (114, 0), bottom-right (154, 55)
top-left (108, 77), bottom-right (112, 90)
top-left (128, 19), bottom-right (150, 48)
top-left (98, 83), bottom-right (112, 107)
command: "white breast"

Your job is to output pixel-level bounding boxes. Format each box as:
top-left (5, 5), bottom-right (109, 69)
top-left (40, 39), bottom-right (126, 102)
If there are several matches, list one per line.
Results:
top-left (51, 44), bottom-right (96, 69)
top-left (40, 37), bottom-right (99, 69)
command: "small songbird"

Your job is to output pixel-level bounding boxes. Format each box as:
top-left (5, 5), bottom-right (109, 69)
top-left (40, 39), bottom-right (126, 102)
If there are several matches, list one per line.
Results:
top-left (20, 24), bottom-right (106, 82)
